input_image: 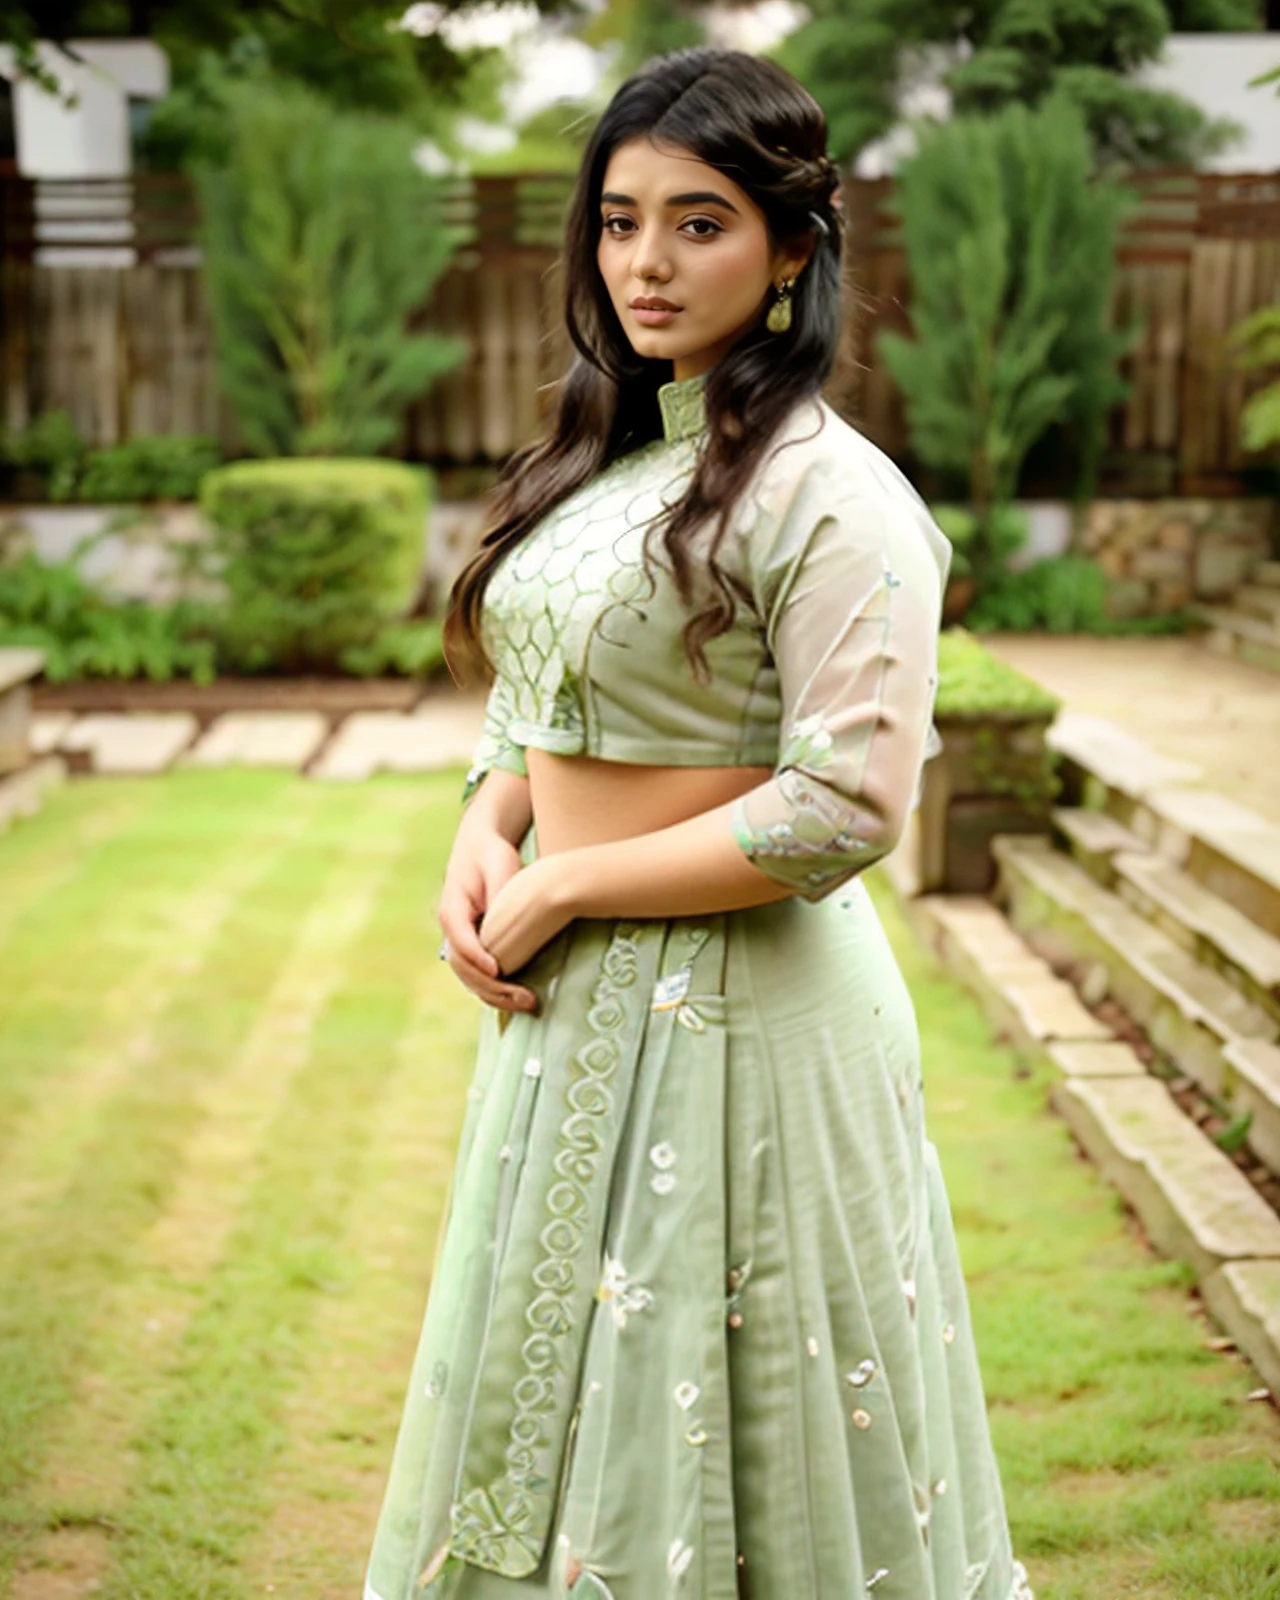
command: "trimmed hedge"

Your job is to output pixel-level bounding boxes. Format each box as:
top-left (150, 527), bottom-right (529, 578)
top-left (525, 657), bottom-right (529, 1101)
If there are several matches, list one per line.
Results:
top-left (200, 458), bottom-right (430, 674)
top-left (936, 628), bottom-right (1061, 720)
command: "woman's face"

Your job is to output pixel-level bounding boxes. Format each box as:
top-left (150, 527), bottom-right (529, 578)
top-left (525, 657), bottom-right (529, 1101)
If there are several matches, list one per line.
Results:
top-left (596, 136), bottom-right (811, 382)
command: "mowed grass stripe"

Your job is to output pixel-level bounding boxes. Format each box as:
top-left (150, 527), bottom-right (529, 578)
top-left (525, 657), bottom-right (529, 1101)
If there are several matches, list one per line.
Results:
top-left (0, 780), bottom-right (158, 953)
top-left (245, 956), bottom-right (480, 1595)
top-left (0, 772), bottom-right (287, 1156)
top-left (0, 777), bottom-right (391, 1584)
top-left (5, 782), bottom-right (432, 1600)
top-left (0, 776), bottom-right (327, 1224)
top-left (870, 876), bottom-right (1280, 1599)
top-left (89, 777), bottom-right (453, 1600)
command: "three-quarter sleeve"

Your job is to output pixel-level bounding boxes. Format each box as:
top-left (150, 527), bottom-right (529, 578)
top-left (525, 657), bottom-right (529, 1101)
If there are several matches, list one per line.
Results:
top-left (461, 672), bottom-right (529, 805)
top-left (730, 458), bottom-right (947, 902)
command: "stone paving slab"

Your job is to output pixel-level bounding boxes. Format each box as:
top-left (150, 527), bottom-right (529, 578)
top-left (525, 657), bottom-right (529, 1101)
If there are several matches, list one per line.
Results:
top-left (60, 713), bottom-right (199, 775)
top-left (1201, 1260), bottom-right (1280, 1399)
top-left (29, 712), bottom-right (75, 755)
top-left (1053, 1074), bottom-right (1280, 1280)
top-left (184, 712), bottom-right (330, 771)
top-left (310, 700), bottom-right (484, 782)
top-left (0, 755), bottom-right (66, 833)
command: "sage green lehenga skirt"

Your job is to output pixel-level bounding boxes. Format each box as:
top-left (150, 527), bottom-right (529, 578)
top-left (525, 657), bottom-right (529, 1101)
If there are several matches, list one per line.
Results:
top-left (365, 872), bottom-right (1033, 1600)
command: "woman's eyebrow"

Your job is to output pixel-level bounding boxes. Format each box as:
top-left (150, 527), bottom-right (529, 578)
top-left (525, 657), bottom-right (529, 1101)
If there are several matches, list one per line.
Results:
top-left (600, 191), bottom-right (740, 214)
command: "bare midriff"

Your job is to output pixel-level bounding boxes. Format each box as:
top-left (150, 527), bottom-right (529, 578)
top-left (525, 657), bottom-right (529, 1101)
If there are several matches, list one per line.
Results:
top-left (527, 748), bottom-right (774, 856)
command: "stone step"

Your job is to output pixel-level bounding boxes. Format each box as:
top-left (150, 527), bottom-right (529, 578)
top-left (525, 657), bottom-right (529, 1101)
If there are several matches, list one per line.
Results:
top-left (1223, 1039), bottom-right (1280, 1179)
top-left (1112, 850), bottom-right (1280, 1025)
top-left (1053, 1073), bottom-right (1280, 1282)
top-left (1254, 560), bottom-right (1280, 591)
top-left (1051, 805), bottom-right (1147, 886)
top-left (1193, 604), bottom-right (1280, 676)
top-left (1048, 713), bottom-right (1280, 940)
top-left (0, 754), bottom-right (66, 833)
top-left (1201, 1261), bottom-right (1280, 1400)
top-left (1235, 584), bottom-right (1280, 630)
top-left (911, 895), bottom-right (1113, 1067)
top-left (1048, 710), bottom-right (1202, 817)
top-left (993, 835), bottom-right (1276, 1103)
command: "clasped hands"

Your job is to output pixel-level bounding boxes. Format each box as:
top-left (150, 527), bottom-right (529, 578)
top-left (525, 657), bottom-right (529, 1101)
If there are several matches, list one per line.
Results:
top-left (436, 824), bottom-right (571, 1014)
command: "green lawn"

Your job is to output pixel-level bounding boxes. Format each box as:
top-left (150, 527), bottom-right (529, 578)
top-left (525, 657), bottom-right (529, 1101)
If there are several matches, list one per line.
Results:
top-left (0, 770), bottom-right (1277, 1600)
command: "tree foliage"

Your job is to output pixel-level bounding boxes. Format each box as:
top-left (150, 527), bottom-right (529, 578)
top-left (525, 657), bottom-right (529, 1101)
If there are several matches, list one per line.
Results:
top-left (195, 78), bottom-right (467, 458)
top-left (774, 0), bottom-right (1251, 168)
top-left (879, 98), bottom-right (1132, 546)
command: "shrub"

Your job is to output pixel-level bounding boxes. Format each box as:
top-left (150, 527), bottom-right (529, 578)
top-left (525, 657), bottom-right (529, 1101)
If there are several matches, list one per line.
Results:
top-left (76, 435), bottom-right (223, 503)
top-left (200, 458), bottom-right (430, 673)
top-left (1230, 307), bottom-right (1280, 455)
top-left (195, 78), bottom-right (468, 457)
top-left (338, 619), bottom-right (445, 679)
top-left (880, 98), bottom-right (1132, 546)
top-left (966, 555), bottom-right (1193, 635)
top-left (0, 550), bottom-right (217, 683)
top-left (0, 410), bottom-right (86, 501)
top-left (935, 629), bottom-right (1061, 719)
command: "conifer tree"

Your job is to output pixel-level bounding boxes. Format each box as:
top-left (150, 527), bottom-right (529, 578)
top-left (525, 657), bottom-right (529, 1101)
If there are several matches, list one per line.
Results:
top-left (878, 97), bottom-right (1132, 550)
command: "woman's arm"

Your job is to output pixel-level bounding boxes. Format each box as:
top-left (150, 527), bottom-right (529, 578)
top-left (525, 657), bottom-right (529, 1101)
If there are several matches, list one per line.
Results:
top-left (478, 461), bottom-right (946, 975)
top-left (477, 799), bottom-right (793, 972)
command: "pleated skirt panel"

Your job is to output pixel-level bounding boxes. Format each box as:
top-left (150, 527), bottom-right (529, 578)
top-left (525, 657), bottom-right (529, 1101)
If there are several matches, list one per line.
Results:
top-left (364, 878), bottom-right (1033, 1600)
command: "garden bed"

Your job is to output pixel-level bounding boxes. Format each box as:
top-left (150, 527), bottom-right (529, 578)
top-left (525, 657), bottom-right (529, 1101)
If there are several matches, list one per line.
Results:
top-left (32, 675), bottom-right (433, 722)
top-left (913, 630), bottom-right (1063, 895)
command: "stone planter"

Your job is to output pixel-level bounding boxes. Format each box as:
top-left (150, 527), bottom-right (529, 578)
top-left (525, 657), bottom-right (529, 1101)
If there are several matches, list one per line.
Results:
top-left (915, 710), bottom-right (1059, 895)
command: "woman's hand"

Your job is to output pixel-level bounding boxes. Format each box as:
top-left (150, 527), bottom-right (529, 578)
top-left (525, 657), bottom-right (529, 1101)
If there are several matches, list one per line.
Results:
top-left (438, 828), bottom-right (539, 1014)
top-left (478, 857), bottom-right (572, 978)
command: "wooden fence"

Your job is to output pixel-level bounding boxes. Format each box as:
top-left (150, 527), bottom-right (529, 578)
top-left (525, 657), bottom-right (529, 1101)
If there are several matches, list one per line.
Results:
top-left (1, 170), bottom-right (1278, 486)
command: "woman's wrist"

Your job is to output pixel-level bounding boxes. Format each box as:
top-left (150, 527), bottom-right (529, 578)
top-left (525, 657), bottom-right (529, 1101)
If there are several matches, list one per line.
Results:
top-left (461, 770), bottom-right (532, 848)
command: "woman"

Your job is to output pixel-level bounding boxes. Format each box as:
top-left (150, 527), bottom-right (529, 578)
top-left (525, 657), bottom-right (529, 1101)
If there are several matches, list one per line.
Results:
top-left (366, 46), bottom-right (1032, 1600)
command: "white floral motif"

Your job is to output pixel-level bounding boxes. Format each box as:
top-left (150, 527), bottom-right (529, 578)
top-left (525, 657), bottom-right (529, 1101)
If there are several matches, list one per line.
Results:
top-left (667, 1539), bottom-right (694, 1580)
top-left (597, 1255), bottom-right (655, 1330)
top-left (674, 1381), bottom-right (700, 1410)
top-left (650, 1140), bottom-right (678, 1195)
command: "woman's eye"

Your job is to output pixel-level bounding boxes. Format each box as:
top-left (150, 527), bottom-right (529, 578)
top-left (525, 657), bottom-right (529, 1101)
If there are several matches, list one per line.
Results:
top-left (600, 216), bottom-right (721, 238)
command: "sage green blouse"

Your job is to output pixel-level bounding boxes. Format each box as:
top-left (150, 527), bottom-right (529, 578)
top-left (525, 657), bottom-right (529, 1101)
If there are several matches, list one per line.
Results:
top-left (465, 371), bottom-right (950, 902)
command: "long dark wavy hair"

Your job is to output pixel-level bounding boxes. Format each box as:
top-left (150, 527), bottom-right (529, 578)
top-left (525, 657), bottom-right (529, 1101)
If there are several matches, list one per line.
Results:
top-left (445, 47), bottom-right (848, 683)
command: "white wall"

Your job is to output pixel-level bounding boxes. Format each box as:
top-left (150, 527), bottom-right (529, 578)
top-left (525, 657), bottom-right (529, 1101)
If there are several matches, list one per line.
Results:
top-left (856, 33), bottom-right (1280, 178)
top-left (0, 39), bottom-right (168, 180)
top-left (1139, 35), bottom-right (1280, 172)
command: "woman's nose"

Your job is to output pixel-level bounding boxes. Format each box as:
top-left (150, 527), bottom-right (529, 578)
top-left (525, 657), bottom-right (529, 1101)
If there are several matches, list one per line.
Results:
top-left (628, 224), bottom-right (672, 284)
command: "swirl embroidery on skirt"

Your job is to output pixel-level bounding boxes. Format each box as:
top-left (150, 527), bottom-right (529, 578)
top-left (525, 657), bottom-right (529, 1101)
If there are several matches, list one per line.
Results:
top-left (451, 929), bottom-right (640, 1574)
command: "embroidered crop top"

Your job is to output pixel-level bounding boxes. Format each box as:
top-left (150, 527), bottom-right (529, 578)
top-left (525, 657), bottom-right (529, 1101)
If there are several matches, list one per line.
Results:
top-left (463, 370), bottom-right (951, 902)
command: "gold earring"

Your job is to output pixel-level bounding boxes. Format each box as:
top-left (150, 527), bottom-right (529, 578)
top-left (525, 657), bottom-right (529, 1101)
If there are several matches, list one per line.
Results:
top-left (766, 276), bottom-right (794, 334)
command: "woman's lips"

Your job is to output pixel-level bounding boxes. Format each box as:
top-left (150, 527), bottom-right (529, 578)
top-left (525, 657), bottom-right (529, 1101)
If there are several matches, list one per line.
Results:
top-left (631, 305), bottom-right (680, 326)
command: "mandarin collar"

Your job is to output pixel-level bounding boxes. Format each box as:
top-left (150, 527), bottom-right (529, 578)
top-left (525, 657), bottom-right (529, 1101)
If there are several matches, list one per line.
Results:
top-left (656, 371), bottom-right (708, 445)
